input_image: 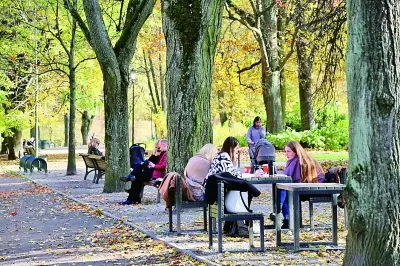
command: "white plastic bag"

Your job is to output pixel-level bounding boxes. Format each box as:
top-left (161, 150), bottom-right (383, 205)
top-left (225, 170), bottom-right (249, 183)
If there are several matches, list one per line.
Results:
top-left (225, 191), bottom-right (251, 213)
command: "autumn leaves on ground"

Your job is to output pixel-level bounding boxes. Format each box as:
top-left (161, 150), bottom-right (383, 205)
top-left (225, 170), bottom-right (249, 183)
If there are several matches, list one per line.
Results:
top-left (0, 172), bottom-right (203, 266)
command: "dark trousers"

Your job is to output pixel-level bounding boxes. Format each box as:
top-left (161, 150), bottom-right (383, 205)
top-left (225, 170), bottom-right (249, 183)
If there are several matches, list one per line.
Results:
top-left (127, 167), bottom-right (153, 202)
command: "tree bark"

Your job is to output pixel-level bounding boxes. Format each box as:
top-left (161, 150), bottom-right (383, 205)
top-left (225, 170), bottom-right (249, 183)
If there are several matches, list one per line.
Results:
top-left (81, 0), bottom-right (156, 192)
top-left (344, 1), bottom-right (400, 265)
top-left (0, 134), bottom-right (8, 154)
top-left (162, 0), bottom-right (225, 173)
top-left (296, 39), bottom-right (315, 131)
top-left (81, 110), bottom-right (94, 145)
top-left (64, 113), bottom-right (69, 147)
top-left (260, 0), bottom-right (284, 133)
top-left (67, 5), bottom-right (78, 176)
top-left (7, 128), bottom-right (22, 160)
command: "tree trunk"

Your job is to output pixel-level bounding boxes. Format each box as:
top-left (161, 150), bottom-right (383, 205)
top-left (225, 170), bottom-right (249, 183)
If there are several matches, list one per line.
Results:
top-left (81, 110), bottom-right (94, 145)
top-left (162, 0), bottom-right (225, 173)
top-left (7, 128), bottom-right (22, 160)
top-left (64, 113), bottom-right (69, 147)
top-left (66, 10), bottom-right (77, 176)
top-left (82, 0), bottom-right (156, 192)
top-left (344, 1), bottom-right (400, 265)
top-left (296, 39), bottom-right (315, 131)
top-left (217, 90), bottom-right (228, 126)
top-left (260, 0), bottom-right (284, 133)
top-left (0, 133), bottom-right (8, 154)
top-left (30, 127), bottom-right (40, 141)
top-left (277, 8), bottom-right (286, 125)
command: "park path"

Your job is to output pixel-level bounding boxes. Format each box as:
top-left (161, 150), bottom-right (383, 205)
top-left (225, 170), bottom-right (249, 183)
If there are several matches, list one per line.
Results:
top-left (1, 160), bottom-right (346, 265)
top-left (0, 173), bottom-right (203, 265)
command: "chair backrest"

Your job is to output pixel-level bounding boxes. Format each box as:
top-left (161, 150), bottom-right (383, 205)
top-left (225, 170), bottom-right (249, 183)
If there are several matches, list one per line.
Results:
top-left (324, 167), bottom-right (347, 184)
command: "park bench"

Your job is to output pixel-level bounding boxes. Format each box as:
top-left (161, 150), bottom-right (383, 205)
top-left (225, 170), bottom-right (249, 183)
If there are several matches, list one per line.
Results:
top-left (208, 181), bottom-right (265, 253)
top-left (168, 175), bottom-right (207, 233)
top-left (88, 155), bottom-right (106, 184)
top-left (79, 153), bottom-right (96, 181)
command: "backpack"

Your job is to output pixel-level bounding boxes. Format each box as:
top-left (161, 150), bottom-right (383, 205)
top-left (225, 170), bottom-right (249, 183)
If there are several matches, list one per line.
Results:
top-left (324, 166), bottom-right (347, 208)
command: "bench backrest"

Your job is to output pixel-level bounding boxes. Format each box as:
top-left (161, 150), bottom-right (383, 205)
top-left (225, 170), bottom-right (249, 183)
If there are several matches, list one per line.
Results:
top-left (90, 155), bottom-right (106, 171)
top-left (80, 154), bottom-right (95, 168)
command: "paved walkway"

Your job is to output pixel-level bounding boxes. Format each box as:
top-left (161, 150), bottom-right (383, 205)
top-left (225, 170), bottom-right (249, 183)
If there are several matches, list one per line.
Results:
top-left (1, 160), bottom-right (346, 265)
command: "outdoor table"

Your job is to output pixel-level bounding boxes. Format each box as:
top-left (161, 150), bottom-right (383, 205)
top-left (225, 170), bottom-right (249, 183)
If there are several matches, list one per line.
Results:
top-left (242, 174), bottom-right (292, 214)
top-left (275, 183), bottom-right (345, 252)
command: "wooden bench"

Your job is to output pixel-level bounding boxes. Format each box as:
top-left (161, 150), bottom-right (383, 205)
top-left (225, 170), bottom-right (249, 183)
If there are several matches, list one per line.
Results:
top-left (79, 153), bottom-right (96, 180)
top-left (208, 182), bottom-right (265, 253)
top-left (168, 175), bottom-right (207, 233)
top-left (88, 155), bottom-right (106, 184)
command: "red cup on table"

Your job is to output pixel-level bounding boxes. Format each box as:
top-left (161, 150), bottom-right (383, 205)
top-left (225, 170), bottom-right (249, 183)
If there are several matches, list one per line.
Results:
top-left (262, 165), bottom-right (270, 177)
top-left (244, 166), bottom-right (251, 173)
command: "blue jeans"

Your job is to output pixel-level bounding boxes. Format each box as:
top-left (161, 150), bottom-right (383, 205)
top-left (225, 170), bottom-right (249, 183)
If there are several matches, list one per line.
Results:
top-left (280, 190), bottom-right (289, 220)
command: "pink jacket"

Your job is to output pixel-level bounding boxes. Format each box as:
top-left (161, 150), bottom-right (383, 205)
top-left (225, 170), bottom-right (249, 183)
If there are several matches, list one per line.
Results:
top-left (152, 151), bottom-right (167, 179)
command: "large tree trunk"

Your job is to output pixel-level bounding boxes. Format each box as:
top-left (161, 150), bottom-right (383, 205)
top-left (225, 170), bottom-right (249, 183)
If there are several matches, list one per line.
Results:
top-left (81, 110), bottom-right (94, 145)
top-left (67, 11), bottom-right (77, 176)
top-left (7, 128), bottom-right (22, 160)
top-left (296, 39), bottom-right (315, 131)
top-left (260, 0), bottom-right (284, 133)
top-left (0, 133), bottom-right (8, 154)
top-left (344, 1), bottom-right (400, 265)
top-left (64, 113), bottom-right (69, 147)
top-left (162, 0), bottom-right (225, 173)
top-left (82, 0), bottom-right (156, 192)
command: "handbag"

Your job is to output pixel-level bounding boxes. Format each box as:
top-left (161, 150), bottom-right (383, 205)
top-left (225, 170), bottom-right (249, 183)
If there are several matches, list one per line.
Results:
top-left (224, 190), bottom-right (252, 213)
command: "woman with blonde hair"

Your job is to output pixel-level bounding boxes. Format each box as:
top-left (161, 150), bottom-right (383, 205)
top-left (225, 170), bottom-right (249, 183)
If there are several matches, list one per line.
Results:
top-left (184, 143), bottom-right (218, 201)
top-left (88, 137), bottom-right (103, 156)
top-left (277, 140), bottom-right (324, 228)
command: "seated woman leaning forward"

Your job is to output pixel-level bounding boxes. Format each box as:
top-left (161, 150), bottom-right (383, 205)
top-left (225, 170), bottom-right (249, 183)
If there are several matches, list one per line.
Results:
top-left (119, 139), bottom-right (168, 205)
top-left (276, 140), bottom-right (325, 229)
top-left (184, 143), bottom-right (218, 201)
top-left (88, 137), bottom-right (103, 156)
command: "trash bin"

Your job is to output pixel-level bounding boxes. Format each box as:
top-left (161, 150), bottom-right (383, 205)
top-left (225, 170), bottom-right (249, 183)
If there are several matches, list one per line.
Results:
top-left (40, 140), bottom-right (50, 149)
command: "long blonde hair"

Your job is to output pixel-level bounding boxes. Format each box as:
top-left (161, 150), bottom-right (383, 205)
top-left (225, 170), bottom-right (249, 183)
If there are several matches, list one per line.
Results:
top-left (198, 143), bottom-right (218, 162)
top-left (286, 141), bottom-right (323, 183)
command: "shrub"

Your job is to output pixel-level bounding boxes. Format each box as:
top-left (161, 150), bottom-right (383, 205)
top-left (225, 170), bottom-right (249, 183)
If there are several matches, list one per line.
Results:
top-left (266, 129), bottom-right (303, 149)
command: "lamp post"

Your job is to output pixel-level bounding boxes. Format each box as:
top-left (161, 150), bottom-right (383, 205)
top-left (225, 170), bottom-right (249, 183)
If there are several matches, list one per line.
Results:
top-left (130, 71), bottom-right (136, 145)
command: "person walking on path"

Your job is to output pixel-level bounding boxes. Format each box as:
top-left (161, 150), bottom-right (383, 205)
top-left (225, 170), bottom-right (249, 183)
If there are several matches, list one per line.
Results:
top-left (246, 116), bottom-right (266, 172)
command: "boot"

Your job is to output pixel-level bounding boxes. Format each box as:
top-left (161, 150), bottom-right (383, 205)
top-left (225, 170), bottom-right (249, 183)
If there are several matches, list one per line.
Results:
top-left (282, 219), bottom-right (289, 229)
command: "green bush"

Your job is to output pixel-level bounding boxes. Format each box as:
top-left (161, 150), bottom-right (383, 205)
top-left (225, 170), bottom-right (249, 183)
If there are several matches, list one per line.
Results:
top-left (266, 129), bottom-right (303, 149)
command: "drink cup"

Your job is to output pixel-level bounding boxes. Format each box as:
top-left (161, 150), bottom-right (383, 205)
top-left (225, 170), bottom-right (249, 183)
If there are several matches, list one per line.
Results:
top-left (244, 166), bottom-right (251, 173)
top-left (262, 165), bottom-right (269, 177)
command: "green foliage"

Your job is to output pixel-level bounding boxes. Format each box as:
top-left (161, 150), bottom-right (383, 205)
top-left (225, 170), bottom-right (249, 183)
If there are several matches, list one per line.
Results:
top-left (212, 122), bottom-right (247, 147)
top-left (285, 103), bottom-right (302, 131)
top-left (267, 112), bottom-right (348, 151)
top-left (266, 129), bottom-right (303, 149)
top-left (152, 107), bottom-right (167, 139)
